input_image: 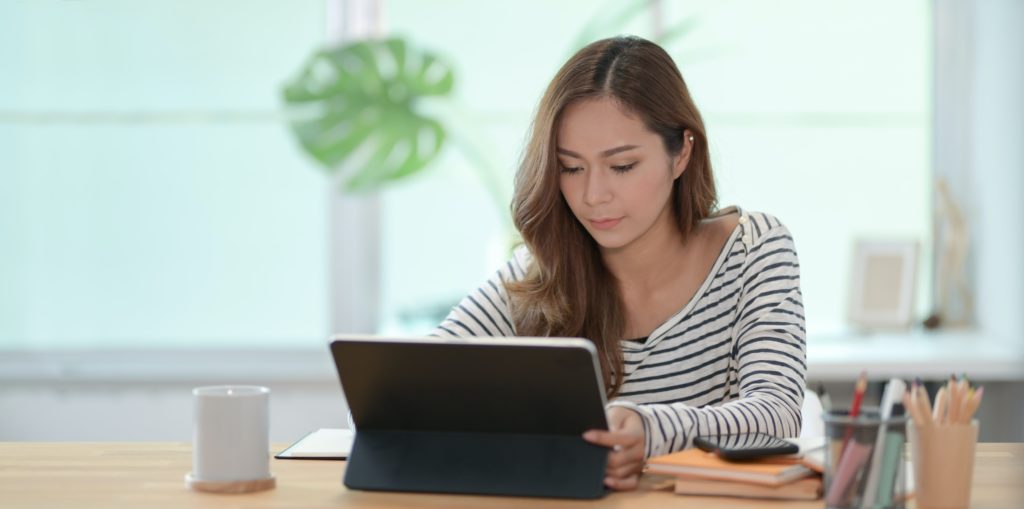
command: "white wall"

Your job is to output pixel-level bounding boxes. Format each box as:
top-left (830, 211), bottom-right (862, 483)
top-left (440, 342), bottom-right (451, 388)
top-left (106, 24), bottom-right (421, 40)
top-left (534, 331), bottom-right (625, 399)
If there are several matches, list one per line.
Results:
top-left (0, 382), bottom-right (347, 443)
top-left (971, 0), bottom-right (1024, 341)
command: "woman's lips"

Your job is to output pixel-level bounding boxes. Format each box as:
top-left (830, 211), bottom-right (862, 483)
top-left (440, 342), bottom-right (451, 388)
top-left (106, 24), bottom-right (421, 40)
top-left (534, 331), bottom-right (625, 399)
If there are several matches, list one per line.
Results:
top-left (589, 218), bottom-right (622, 230)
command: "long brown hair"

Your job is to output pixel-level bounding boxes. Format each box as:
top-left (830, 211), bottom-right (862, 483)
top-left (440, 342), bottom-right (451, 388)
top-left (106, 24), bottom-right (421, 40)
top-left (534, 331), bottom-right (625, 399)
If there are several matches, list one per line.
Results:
top-left (506, 36), bottom-right (717, 398)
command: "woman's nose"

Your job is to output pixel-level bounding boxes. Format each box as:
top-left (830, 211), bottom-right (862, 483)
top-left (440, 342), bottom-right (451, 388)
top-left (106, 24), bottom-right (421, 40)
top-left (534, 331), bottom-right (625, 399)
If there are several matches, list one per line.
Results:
top-left (583, 169), bottom-right (613, 206)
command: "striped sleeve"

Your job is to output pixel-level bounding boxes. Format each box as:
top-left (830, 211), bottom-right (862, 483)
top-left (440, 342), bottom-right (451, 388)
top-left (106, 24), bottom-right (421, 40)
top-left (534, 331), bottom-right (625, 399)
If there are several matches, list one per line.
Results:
top-left (609, 221), bottom-right (807, 458)
top-left (428, 246), bottom-right (528, 338)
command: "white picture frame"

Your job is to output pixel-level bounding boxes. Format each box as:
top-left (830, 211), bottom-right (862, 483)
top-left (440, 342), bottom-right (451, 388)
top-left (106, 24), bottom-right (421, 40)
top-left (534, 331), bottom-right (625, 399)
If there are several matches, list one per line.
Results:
top-left (848, 240), bottom-right (919, 330)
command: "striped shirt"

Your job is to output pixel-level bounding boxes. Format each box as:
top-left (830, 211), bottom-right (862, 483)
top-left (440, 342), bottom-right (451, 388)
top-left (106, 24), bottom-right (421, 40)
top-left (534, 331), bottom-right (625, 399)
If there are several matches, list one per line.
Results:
top-left (430, 206), bottom-right (806, 458)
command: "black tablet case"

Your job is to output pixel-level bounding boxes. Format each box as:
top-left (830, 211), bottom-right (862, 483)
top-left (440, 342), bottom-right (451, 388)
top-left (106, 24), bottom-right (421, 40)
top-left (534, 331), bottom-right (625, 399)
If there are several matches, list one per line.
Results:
top-left (330, 337), bottom-right (610, 499)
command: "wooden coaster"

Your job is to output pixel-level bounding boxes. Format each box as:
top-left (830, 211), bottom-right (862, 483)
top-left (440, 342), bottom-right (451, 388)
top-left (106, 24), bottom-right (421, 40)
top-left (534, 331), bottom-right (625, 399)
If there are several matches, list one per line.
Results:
top-left (185, 473), bottom-right (276, 494)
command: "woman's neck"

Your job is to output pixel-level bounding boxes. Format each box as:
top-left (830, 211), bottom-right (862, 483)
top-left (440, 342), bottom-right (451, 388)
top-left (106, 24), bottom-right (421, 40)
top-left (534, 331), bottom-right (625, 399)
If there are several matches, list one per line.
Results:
top-left (600, 205), bottom-right (689, 294)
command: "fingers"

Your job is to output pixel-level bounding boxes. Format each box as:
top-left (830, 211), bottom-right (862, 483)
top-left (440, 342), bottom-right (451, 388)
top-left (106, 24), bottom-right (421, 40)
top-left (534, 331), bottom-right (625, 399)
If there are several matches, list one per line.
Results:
top-left (606, 460), bottom-right (643, 480)
top-left (582, 429), bottom-right (642, 449)
top-left (584, 428), bottom-right (644, 480)
top-left (604, 448), bottom-right (644, 490)
top-left (603, 439), bottom-right (644, 489)
top-left (586, 408), bottom-right (647, 492)
top-left (606, 445), bottom-right (643, 468)
top-left (604, 474), bottom-right (640, 491)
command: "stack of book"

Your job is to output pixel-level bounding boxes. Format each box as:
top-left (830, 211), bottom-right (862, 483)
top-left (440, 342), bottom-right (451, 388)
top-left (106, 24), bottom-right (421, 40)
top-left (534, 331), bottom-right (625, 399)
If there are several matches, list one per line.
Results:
top-left (646, 443), bottom-right (824, 500)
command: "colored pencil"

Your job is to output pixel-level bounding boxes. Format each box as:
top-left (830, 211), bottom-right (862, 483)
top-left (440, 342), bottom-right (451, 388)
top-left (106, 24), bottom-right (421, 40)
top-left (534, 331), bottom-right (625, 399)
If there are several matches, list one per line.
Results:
top-left (962, 386), bottom-right (984, 423)
top-left (945, 376), bottom-right (955, 424)
top-left (932, 387), bottom-right (947, 424)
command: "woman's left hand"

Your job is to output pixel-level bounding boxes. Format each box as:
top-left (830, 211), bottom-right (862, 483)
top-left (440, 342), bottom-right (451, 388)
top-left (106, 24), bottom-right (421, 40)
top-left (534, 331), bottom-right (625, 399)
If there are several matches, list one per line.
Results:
top-left (582, 406), bottom-right (646, 490)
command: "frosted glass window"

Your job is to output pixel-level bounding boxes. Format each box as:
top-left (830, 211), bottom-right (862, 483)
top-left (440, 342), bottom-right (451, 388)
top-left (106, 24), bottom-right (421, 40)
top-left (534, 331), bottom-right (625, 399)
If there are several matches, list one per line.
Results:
top-left (2, 1), bottom-right (934, 347)
top-left (0, 1), bottom-right (331, 349)
top-left (379, 0), bottom-right (932, 336)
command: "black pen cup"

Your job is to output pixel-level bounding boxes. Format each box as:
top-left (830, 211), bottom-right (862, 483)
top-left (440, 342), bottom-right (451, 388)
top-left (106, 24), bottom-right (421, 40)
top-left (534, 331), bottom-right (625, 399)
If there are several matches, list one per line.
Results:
top-left (822, 408), bottom-right (909, 509)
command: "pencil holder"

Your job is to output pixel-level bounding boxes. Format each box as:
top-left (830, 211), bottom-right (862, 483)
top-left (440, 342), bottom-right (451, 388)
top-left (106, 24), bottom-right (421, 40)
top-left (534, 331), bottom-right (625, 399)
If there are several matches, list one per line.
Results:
top-left (908, 420), bottom-right (978, 509)
top-left (822, 409), bottom-right (909, 509)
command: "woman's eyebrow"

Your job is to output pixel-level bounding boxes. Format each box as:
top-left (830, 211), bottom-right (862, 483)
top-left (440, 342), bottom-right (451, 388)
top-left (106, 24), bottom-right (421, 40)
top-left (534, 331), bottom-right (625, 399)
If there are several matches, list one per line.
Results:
top-left (556, 144), bottom-right (640, 158)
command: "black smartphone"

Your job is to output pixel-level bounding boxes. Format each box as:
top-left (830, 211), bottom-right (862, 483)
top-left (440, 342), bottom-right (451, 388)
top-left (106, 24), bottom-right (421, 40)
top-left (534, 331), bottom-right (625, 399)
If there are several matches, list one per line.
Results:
top-left (692, 433), bottom-right (798, 460)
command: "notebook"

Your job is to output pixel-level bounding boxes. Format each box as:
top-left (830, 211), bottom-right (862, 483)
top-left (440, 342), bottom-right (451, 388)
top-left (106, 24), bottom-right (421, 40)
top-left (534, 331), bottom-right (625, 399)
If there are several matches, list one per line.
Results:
top-left (674, 475), bottom-right (822, 500)
top-left (274, 428), bottom-right (354, 460)
top-left (646, 448), bottom-right (814, 486)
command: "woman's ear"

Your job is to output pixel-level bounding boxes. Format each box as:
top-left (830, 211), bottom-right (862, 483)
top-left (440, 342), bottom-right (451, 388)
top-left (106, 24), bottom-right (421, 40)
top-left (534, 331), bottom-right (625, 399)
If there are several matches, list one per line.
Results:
top-left (672, 129), bottom-right (694, 180)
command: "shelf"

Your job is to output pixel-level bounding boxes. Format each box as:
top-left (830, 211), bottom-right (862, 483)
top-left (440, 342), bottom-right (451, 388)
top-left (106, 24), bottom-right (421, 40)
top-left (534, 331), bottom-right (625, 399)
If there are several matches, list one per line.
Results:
top-left (807, 330), bottom-right (1024, 381)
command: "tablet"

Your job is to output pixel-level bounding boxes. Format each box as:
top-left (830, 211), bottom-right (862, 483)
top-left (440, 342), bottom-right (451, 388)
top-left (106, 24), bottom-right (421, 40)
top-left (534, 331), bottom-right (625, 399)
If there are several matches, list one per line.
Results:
top-left (329, 335), bottom-right (610, 499)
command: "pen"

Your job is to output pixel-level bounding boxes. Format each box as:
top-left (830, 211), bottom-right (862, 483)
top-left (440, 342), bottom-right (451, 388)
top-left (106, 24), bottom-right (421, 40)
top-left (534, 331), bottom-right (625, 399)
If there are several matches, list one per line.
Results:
top-left (859, 378), bottom-right (906, 508)
top-left (850, 371), bottom-right (867, 419)
top-left (838, 372), bottom-right (868, 450)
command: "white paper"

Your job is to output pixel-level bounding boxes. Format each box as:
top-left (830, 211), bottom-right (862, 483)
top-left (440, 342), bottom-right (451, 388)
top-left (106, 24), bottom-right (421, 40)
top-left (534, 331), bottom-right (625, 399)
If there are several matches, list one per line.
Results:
top-left (276, 428), bottom-right (354, 459)
top-left (779, 436), bottom-right (824, 472)
top-left (784, 436), bottom-right (826, 453)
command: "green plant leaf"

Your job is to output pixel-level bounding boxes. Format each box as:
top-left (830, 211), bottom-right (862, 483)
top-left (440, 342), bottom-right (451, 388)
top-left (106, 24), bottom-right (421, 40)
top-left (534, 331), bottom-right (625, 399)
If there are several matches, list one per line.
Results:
top-left (282, 38), bottom-right (454, 192)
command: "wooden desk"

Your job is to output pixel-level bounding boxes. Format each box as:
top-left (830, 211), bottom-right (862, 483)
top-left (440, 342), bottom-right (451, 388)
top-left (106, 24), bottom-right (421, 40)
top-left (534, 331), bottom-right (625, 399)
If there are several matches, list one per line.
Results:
top-left (1, 442), bottom-right (1022, 508)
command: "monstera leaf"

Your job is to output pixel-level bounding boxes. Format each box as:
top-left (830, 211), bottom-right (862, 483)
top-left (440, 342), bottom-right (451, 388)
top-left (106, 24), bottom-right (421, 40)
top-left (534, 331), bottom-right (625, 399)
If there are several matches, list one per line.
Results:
top-left (282, 38), bottom-right (454, 192)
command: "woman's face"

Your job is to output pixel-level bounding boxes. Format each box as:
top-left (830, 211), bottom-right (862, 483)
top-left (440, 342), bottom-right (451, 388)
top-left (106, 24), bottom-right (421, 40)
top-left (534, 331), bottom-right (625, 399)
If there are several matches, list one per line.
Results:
top-left (557, 97), bottom-right (689, 252)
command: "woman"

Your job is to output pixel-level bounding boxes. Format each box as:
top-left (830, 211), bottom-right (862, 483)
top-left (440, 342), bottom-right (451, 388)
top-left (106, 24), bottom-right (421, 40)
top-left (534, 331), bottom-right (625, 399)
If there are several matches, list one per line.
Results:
top-left (431, 36), bottom-right (806, 491)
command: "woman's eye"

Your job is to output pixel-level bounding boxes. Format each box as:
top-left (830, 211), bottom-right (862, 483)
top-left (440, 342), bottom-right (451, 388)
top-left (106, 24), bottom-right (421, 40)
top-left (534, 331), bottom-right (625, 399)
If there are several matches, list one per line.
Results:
top-left (611, 163), bottom-right (636, 173)
top-left (560, 165), bottom-right (583, 174)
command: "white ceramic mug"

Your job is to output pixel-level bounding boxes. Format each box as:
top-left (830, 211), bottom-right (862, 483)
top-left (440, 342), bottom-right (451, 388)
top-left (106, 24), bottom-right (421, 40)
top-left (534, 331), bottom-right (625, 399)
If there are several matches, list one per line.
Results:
top-left (191, 385), bottom-right (272, 483)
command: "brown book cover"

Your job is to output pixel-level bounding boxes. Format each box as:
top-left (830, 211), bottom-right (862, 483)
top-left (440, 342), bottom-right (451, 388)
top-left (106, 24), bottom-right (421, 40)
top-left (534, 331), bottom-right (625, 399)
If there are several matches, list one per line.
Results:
top-left (646, 448), bottom-right (814, 486)
top-left (674, 475), bottom-right (823, 500)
